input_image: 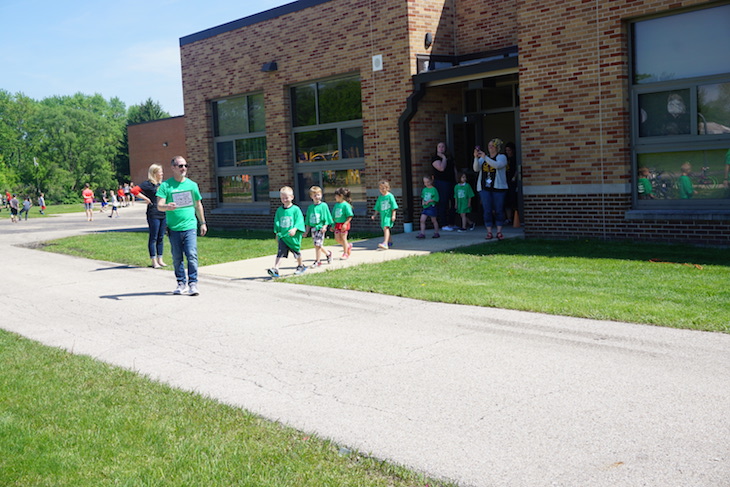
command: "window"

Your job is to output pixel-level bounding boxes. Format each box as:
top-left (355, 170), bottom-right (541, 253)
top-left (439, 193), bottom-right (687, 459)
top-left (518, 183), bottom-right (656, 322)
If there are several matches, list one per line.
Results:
top-left (291, 75), bottom-right (365, 204)
top-left (212, 93), bottom-right (267, 203)
top-left (631, 5), bottom-right (730, 207)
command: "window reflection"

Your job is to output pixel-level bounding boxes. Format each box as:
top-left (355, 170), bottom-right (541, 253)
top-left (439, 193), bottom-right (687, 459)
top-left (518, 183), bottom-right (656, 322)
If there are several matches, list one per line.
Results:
top-left (636, 149), bottom-right (729, 200)
top-left (698, 83), bottom-right (730, 134)
top-left (638, 90), bottom-right (690, 137)
top-left (633, 4), bottom-right (730, 84)
top-left (218, 175), bottom-right (269, 203)
top-left (297, 169), bottom-right (365, 203)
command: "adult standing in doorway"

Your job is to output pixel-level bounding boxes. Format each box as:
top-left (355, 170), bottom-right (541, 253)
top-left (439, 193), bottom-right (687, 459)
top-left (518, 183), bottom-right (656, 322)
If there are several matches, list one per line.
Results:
top-left (473, 138), bottom-right (508, 240)
top-left (133, 164), bottom-right (168, 269)
top-left (157, 156), bottom-right (207, 296)
top-left (82, 183), bottom-right (94, 221)
top-left (431, 141), bottom-right (458, 230)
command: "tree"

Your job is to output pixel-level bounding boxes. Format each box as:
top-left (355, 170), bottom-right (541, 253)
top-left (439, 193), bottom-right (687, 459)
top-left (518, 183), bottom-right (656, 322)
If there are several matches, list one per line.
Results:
top-left (0, 90), bottom-right (36, 194)
top-left (32, 93), bottom-right (126, 202)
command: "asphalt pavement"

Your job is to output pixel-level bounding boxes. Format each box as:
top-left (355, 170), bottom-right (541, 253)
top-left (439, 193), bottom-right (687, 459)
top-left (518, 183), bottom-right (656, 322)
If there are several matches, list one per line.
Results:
top-left (1, 205), bottom-right (729, 487)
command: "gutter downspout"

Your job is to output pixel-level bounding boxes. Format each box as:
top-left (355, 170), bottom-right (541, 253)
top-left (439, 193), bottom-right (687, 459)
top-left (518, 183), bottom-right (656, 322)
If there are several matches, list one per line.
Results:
top-left (398, 79), bottom-right (427, 226)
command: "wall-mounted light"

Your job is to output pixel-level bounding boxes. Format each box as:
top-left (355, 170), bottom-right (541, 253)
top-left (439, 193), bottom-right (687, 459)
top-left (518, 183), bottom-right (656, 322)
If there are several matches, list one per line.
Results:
top-left (424, 32), bottom-right (433, 49)
top-left (261, 61), bottom-right (278, 72)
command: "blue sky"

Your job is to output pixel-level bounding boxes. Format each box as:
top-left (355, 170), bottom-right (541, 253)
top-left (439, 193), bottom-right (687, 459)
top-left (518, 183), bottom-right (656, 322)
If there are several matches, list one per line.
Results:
top-left (0, 0), bottom-right (293, 116)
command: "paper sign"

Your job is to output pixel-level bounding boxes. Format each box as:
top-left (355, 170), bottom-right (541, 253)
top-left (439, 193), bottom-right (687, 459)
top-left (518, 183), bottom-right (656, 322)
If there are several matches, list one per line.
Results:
top-left (172, 190), bottom-right (194, 208)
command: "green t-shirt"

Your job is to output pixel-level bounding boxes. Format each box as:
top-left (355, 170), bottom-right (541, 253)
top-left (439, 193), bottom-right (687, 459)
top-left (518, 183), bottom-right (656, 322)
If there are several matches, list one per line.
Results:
top-left (421, 187), bottom-right (439, 208)
top-left (637, 177), bottom-right (653, 197)
top-left (274, 204), bottom-right (305, 252)
top-left (332, 201), bottom-right (354, 223)
top-left (374, 192), bottom-right (398, 228)
top-left (156, 177), bottom-right (202, 232)
top-left (678, 175), bottom-right (693, 199)
top-left (454, 182), bottom-right (475, 214)
top-left (305, 202), bottom-right (333, 231)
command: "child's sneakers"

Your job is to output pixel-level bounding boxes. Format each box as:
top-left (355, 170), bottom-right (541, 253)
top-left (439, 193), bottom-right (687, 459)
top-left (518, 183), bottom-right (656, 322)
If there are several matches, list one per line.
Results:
top-left (377, 243), bottom-right (388, 250)
top-left (310, 261), bottom-right (322, 268)
top-left (267, 268), bottom-right (280, 278)
top-left (432, 232), bottom-right (440, 238)
top-left (416, 233), bottom-right (426, 239)
top-left (294, 265), bottom-right (307, 275)
top-left (326, 251), bottom-right (333, 264)
top-left (347, 243), bottom-right (353, 255)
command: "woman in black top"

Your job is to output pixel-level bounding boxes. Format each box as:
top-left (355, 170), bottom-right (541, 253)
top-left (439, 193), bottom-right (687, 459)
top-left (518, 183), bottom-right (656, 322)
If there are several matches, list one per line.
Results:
top-left (431, 141), bottom-right (458, 229)
top-left (132, 164), bottom-right (167, 268)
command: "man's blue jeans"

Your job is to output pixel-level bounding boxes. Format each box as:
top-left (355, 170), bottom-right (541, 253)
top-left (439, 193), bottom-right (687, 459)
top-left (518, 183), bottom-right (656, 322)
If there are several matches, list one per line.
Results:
top-left (168, 228), bottom-right (198, 284)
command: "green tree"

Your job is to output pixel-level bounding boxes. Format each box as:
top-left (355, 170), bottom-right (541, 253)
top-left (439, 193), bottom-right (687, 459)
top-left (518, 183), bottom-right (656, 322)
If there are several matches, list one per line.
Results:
top-left (32, 93), bottom-right (126, 202)
top-left (0, 90), bottom-right (38, 194)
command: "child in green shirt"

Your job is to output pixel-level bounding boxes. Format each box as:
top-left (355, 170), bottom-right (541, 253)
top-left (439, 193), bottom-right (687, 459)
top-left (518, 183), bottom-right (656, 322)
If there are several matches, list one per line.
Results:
top-left (678, 162), bottom-right (696, 199)
top-left (268, 186), bottom-right (306, 278)
top-left (454, 171), bottom-right (475, 231)
top-left (371, 179), bottom-right (398, 249)
top-left (333, 187), bottom-right (354, 259)
top-left (305, 185), bottom-right (334, 267)
top-left (417, 175), bottom-right (440, 239)
top-left (637, 167), bottom-right (654, 199)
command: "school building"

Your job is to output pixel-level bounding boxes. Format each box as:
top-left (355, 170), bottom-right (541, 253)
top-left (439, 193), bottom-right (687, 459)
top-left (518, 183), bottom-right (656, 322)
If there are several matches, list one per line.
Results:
top-left (179, 0), bottom-right (730, 245)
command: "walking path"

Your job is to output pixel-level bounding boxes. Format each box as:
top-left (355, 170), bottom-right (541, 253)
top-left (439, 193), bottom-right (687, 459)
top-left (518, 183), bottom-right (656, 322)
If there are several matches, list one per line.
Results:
top-left (2, 206), bottom-right (729, 487)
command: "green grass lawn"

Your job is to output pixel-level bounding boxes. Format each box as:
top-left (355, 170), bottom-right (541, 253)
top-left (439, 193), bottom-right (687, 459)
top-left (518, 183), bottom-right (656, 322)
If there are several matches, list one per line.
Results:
top-left (38, 229), bottom-right (379, 267)
top-left (290, 238), bottom-right (730, 333)
top-left (41, 231), bottom-right (730, 333)
top-left (0, 330), bottom-right (451, 487)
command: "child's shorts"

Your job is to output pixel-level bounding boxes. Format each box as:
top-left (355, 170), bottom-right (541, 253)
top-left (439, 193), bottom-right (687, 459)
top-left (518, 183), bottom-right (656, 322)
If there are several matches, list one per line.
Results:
top-left (311, 228), bottom-right (325, 247)
top-left (334, 222), bottom-right (350, 234)
top-left (422, 206), bottom-right (437, 217)
top-left (277, 238), bottom-right (301, 260)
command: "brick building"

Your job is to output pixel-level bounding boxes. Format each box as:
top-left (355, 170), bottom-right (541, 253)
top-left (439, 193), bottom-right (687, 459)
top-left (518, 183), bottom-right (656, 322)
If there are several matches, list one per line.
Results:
top-left (179, 0), bottom-right (730, 245)
top-left (128, 116), bottom-right (187, 186)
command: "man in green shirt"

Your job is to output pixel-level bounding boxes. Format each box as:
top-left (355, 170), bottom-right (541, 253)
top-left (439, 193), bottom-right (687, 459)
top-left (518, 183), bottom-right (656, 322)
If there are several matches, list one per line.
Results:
top-left (157, 156), bottom-right (207, 296)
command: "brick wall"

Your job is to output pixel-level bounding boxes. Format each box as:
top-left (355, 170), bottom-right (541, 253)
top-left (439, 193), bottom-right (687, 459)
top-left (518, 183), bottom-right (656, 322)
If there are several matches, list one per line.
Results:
top-left (518, 0), bottom-right (727, 244)
top-left (181, 0), bottom-right (430, 230)
top-left (455, 0), bottom-right (518, 54)
top-left (127, 116), bottom-right (187, 186)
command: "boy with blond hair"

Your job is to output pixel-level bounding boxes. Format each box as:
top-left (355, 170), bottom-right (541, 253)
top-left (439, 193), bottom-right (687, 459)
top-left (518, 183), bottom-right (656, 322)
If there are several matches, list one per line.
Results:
top-left (268, 186), bottom-right (306, 278)
top-left (305, 186), bottom-right (334, 267)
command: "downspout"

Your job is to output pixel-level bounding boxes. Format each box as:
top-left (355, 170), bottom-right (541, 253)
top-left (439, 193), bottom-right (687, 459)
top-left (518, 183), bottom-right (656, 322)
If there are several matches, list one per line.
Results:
top-left (398, 79), bottom-right (427, 226)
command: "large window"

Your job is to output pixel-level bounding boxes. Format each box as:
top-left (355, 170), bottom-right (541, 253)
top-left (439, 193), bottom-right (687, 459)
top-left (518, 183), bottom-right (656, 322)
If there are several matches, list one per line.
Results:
top-left (631, 4), bottom-right (730, 207)
top-left (213, 93), bottom-right (268, 203)
top-left (291, 75), bottom-right (364, 203)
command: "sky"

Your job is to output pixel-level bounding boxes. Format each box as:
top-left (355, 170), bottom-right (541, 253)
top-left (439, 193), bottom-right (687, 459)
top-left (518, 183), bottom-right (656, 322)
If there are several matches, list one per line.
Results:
top-left (0, 0), bottom-right (294, 116)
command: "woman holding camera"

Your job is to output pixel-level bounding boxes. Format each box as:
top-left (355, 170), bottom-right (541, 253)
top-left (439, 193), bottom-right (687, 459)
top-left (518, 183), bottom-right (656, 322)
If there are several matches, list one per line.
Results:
top-left (473, 138), bottom-right (508, 240)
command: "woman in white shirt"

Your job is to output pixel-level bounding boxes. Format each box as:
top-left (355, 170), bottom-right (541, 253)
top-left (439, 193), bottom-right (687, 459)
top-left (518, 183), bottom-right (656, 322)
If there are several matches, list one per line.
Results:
top-left (473, 138), bottom-right (508, 240)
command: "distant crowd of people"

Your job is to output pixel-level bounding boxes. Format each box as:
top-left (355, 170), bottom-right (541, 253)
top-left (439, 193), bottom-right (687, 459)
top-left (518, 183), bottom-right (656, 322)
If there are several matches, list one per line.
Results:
top-left (2, 191), bottom-right (45, 223)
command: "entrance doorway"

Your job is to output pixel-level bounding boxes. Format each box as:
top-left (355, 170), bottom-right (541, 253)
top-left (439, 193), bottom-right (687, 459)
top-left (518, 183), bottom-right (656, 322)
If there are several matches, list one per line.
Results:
top-left (447, 107), bottom-right (521, 226)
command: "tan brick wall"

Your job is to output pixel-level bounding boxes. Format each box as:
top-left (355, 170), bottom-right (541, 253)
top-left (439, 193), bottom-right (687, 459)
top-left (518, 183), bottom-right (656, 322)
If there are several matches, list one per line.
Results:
top-left (181, 0), bottom-right (418, 207)
top-left (518, 0), bottom-right (714, 188)
top-left (455, 0), bottom-right (518, 54)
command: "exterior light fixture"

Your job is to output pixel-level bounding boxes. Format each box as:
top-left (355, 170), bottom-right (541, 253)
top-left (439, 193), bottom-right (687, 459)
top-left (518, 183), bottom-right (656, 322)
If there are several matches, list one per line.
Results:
top-left (261, 61), bottom-right (278, 72)
top-left (425, 32), bottom-right (433, 49)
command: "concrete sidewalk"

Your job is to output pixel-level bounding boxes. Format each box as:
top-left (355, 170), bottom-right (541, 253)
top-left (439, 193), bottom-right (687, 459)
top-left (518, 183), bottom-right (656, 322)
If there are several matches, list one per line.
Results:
top-left (200, 225), bottom-right (524, 280)
top-left (2, 207), bottom-right (729, 487)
